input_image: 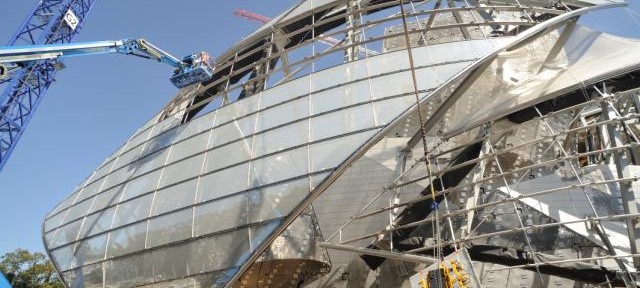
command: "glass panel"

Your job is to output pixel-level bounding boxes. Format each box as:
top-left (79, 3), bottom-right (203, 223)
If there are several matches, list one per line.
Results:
top-left (102, 166), bottom-right (135, 191)
top-left (195, 194), bottom-right (248, 236)
top-left (76, 178), bottom-right (104, 203)
top-left (44, 209), bottom-right (68, 232)
top-left (126, 127), bottom-right (151, 151)
top-left (310, 103), bottom-right (375, 141)
top-left (75, 234), bottom-right (107, 267)
top-left (159, 154), bottom-right (205, 188)
top-left (88, 184), bottom-right (124, 214)
top-left (151, 179), bottom-right (197, 216)
top-left (149, 113), bottom-right (182, 138)
top-left (173, 110), bottom-right (216, 142)
top-left (48, 191), bottom-right (78, 218)
top-left (50, 218), bottom-right (83, 248)
top-left (198, 163), bottom-right (250, 202)
top-left (368, 71), bottom-right (414, 100)
top-left (90, 161), bottom-right (115, 188)
top-left (310, 130), bottom-right (376, 173)
top-left (107, 221), bottom-right (147, 258)
top-left (214, 95), bottom-right (260, 125)
top-left (310, 80), bottom-right (371, 115)
top-left (113, 145), bottom-right (144, 171)
top-left (249, 220), bottom-right (281, 252)
top-left (150, 241), bottom-right (191, 283)
top-left (247, 177), bottom-right (309, 223)
top-left (373, 95), bottom-right (415, 125)
top-left (78, 207), bottom-right (116, 239)
top-left (81, 262), bottom-right (103, 288)
top-left (261, 76), bottom-right (310, 109)
top-left (250, 147), bottom-right (308, 187)
top-left (310, 172), bottom-right (331, 191)
top-left (44, 229), bottom-right (58, 248)
top-left (104, 252), bottom-right (154, 287)
top-left (144, 127), bottom-right (177, 155)
top-left (122, 170), bottom-right (161, 201)
top-left (64, 197), bottom-right (95, 224)
top-left (252, 120), bottom-right (308, 158)
top-left (209, 115), bottom-right (256, 148)
top-left (112, 194), bottom-right (153, 227)
top-left (147, 209), bottom-right (193, 248)
top-left (51, 245), bottom-right (75, 271)
top-left (188, 228), bottom-right (251, 273)
top-left (311, 59), bottom-right (368, 92)
top-left (205, 140), bottom-right (252, 173)
top-left (255, 97), bottom-right (308, 133)
top-left (167, 131), bottom-right (210, 163)
top-left (131, 147), bottom-right (170, 177)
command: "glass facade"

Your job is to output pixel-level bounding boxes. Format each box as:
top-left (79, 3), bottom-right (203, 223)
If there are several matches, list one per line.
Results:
top-left (44, 0), bottom-right (639, 287)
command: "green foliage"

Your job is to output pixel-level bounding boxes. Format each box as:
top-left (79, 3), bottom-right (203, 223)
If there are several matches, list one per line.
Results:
top-left (0, 249), bottom-right (64, 288)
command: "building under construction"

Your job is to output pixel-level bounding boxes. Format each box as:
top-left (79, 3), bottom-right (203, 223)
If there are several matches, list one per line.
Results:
top-left (42, 0), bottom-right (640, 287)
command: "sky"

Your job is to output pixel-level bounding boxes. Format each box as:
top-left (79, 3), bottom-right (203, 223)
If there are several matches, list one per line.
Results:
top-left (0, 0), bottom-right (639, 256)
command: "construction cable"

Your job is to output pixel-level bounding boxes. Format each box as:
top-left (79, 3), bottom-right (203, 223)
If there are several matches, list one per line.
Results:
top-left (398, 0), bottom-right (443, 268)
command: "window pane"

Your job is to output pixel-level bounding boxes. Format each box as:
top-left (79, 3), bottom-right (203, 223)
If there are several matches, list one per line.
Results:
top-left (104, 252), bottom-right (154, 287)
top-left (247, 177), bottom-right (309, 223)
top-left (310, 80), bottom-right (370, 115)
top-left (78, 207), bottom-right (115, 239)
top-left (44, 209), bottom-right (68, 232)
top-left (261, 76), bottom-right (309, 109)
top-left (107, 221), bottom-right (147, 258)
top-left (81, 263), bottom-right (103, 288)
top-left (195, 194), bottom-right (248, 236)
top-left (147, 209), bottom-right (193, 248)
top-left (50, 218), bottom-right (82, 248)
top-left (188, 228), bottom-right (250, 273)
top-left (209, 115), bottom-right (256, 148)
top-left (51, 245), bottom-right (75, 271)
top-left (250, 147), bottom-right (308, 187)
top-left (131, 147), bottom-right (170, 177)
top-left (310, 130), bottom-right (376, 173)
top-left (198, 163), bottom-right (250, 202)
top-left (252, 120), bottom-right (308, 158)
top-left (173, 110), bottom-right (216, 143)
top-left (204, 140), bottom-right (252, 173)
top-left (112, 194), bottom-right (153, 227)
top-left (256, 97), bottom-right (308, 133)
top-left (150, 241), bottom-right (191, 283)
top-left (168, 131), bottom-right (210, 163)
top-left (75, 234), bottom-right (107, 267)
top-left (159, 154), bottom-right (204, 188)
top-left (76, 178), bottom-right (104, 203)
top-left (310, 103), bottom-right (375, 141)
top-left (373, 95), bottom-right (415, 125)
top-left (88, 185), bottom-right (124, 214)
top-left (151, 179), bottom-right (197, 216)
top-left (122, 170), bottom-right (161, 201)
top-left (65, 197), bottom-right (95, 224)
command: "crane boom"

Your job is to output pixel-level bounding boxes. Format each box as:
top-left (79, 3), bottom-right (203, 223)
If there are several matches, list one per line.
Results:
top-left (0, 0), bottom-right (98, 172)
top-left (0, 38), bottom-right (215, 89)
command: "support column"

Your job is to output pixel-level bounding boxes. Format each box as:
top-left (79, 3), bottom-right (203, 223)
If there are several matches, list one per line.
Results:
top-left (602, 100), bottom-right (640, 268)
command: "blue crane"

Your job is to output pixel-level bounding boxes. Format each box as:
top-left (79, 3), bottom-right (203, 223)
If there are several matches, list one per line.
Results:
top-left (0, 0), bottom-right (99, 172)
top-left (0, 1), bottom-right (215, 172)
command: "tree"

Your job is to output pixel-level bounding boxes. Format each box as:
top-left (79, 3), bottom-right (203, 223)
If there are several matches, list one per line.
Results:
top-left (0, 249), bottom-right (64, 288)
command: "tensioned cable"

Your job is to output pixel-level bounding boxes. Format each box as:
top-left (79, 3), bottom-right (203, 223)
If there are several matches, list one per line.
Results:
top-left (398, 0), bottom-right (442, 266)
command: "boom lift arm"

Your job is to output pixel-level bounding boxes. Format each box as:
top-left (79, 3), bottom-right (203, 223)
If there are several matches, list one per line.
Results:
top-left (0, 38), bottom-right (215, 88)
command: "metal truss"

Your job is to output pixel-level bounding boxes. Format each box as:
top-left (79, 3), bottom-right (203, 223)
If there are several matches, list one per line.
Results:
top-left (0, 0), bottom-right (98, 172)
